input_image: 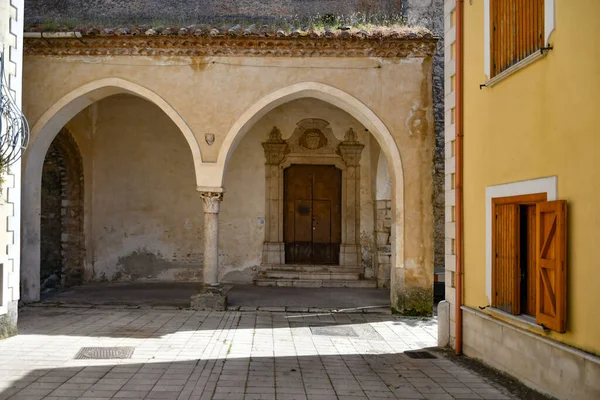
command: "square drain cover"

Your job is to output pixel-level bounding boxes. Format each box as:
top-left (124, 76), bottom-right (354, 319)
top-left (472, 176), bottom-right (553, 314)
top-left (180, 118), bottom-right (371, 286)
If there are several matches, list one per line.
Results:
top-left (310, 326), bottom-right (359, 337)
top-left (75, 347), bottom-right (134, 360)
top-left (404, 350), bottom-right (436, 359)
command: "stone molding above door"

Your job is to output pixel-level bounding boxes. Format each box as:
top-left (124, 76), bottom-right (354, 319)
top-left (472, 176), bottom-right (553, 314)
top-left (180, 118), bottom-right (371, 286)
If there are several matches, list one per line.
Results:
top-left (261, 119), bottom-right (364, 269)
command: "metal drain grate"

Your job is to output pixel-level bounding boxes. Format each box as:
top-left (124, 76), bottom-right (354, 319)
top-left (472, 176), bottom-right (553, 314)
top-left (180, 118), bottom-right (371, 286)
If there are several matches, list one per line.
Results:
top-left (75, 347), bottom-right (135, 360)
top-left (310, 325), bottom-right (359, 337)
top-left (404, 350), bottom-right (437, 359)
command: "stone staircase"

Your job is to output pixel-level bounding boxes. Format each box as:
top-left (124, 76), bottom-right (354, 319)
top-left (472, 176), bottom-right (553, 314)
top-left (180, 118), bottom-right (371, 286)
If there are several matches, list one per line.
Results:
top-left (254, 265), bottom-right (377, 288)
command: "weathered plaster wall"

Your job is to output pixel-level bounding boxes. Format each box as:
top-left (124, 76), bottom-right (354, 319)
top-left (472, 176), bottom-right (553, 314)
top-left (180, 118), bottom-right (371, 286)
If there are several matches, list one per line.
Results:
top-left (52, 96), bottom-right (381, 285)
top-left (87, 94), bottom-right (203, 282)
top-left (25, 0), bottom-right (404, 23)
top-left (22, 54), bottom-right (435, 311)
top-left (404, 0), bottom-right (445, 270)
top-left (222, 98), bottom-right (378, 282)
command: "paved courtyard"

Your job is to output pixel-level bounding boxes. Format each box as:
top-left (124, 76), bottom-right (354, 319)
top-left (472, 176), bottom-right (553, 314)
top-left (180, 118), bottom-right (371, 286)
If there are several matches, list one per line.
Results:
top-left (0, 307), bottom-right (517, 400)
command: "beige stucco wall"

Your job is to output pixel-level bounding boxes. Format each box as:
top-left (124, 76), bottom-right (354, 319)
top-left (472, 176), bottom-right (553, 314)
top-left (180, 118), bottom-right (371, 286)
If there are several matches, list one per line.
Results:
top-left (22, 53), bottom-right (435, 312)
top-left (59, 96), bottom-right (380, 284)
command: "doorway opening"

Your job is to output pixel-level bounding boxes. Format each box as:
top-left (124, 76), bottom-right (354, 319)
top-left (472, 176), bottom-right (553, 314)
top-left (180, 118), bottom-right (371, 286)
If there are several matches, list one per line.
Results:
top-left (284, 164), bottom-right (342, 265)
top-left (40, 128), bottom-right (84, 293)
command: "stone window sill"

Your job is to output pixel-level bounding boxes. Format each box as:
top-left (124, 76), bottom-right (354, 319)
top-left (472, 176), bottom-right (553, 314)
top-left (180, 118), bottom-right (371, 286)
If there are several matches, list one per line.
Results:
top-left (482, 49), bottom-right (549, 88)
top-left (486, 307), bottom-right (549, 334)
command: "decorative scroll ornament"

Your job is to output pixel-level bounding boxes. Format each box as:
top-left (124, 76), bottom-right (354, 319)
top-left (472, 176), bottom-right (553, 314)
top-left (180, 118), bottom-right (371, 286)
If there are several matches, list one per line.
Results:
top-left (0, 50), bottom-right (29, 166)
top-left (199, 191), bottom-right (223, 214)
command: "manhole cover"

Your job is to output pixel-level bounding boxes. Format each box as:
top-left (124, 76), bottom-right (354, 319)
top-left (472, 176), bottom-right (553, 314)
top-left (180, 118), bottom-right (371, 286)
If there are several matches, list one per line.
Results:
top-left (74, 347), bottom-right (135, 360)
top-left (310, 326), bottom-right (359, 337)
top-left (404, 350), bottom-right (437, 359)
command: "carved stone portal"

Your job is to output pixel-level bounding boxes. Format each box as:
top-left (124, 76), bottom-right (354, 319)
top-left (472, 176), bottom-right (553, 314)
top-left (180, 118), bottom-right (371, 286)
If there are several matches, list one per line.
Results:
top-left (261, 119), bottom-right (364, 268)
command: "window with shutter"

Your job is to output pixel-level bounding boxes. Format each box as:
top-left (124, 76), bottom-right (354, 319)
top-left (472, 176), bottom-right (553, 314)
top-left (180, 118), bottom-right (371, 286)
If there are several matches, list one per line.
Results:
top-left (491, 193), bottom-right (547, 318)
top-left (536, 200), bottom-right (567, 333)
top-left (490, 0), bottom-right (545, 77)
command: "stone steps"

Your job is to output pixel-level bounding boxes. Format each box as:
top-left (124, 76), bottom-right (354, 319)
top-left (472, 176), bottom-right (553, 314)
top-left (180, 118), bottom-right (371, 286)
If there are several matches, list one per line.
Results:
top-left (263, 270), bottom-right (361, 280)
top-left (262, 264), bottom-right (363, 273)
top-left (254, 278), bottom-right (377, 288)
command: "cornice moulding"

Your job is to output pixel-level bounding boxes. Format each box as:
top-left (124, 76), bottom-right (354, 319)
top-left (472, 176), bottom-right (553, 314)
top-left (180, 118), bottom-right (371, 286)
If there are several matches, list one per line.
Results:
top-left (23, 36), bottom-right (438, 58)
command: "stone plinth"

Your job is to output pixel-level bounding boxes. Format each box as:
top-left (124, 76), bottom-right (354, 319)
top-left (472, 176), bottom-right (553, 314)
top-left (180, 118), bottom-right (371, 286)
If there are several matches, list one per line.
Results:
top-left (190, 285), bottom-right (233, 311)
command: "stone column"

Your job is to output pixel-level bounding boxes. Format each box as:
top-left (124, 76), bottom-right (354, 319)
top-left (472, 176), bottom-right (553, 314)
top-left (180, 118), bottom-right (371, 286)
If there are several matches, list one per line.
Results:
top-left (261, 127), bottom-right (289, 265)
top-left (199, 190), bottom-right (223, 286)
top-left (338, 128), bottom-right (365, 267)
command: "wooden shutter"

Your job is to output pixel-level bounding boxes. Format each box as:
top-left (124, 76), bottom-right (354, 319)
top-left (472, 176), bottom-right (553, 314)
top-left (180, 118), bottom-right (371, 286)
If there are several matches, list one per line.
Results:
top-left (490, 0), bottom-right (545, 77)
top-left (536, 200), bottom-right (567, 332)
top-left (492, 203), bottom-right (520, 314)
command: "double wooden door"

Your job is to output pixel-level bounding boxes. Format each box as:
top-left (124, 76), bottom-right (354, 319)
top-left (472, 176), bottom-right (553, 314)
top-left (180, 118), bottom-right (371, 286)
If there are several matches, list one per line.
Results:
top-left (284, 165), bottom-right (341, 265)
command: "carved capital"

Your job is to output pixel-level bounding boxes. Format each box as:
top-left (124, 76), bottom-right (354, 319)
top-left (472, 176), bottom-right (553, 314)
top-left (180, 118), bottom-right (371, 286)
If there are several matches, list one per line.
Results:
top-left (200, 191), bottom-right (223, 214)
top-left (338, 142), bottom-right (365, 166)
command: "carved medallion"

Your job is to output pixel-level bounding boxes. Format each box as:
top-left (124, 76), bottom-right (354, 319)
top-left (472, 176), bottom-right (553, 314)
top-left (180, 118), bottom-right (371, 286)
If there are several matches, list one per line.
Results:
top-left (299, 129), bottom-right (327, 150)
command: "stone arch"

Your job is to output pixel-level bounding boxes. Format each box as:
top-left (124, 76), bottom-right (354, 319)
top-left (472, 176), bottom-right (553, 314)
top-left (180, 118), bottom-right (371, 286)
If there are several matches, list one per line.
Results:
top-left (40, 128), bottom-right (84, 289)
top-left (215, 82), bottom-right (405, 300)
top-left (22, 78), bottom-right (202, 302)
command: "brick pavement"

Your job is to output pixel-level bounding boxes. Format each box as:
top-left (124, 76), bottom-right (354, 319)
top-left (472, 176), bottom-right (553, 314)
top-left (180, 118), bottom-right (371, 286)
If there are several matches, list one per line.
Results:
top-left (0, 307), bottom-right (514, 400)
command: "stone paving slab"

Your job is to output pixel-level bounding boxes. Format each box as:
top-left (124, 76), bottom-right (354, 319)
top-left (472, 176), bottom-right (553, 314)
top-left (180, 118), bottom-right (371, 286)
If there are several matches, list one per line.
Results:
top-left (0, 307), bottom-right (516, 400)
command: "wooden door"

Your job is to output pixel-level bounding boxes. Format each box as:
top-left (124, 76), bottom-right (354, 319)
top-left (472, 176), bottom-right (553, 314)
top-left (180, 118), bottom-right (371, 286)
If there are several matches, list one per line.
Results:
top-left (284, 165), bottom-right (341, 265)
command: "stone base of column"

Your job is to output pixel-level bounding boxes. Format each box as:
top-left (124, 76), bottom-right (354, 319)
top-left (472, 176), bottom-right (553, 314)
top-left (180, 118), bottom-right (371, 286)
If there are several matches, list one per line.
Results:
top-left (339, 244), bottom-right (361, 267)
top-left (262, 242), bottom-right (285, 265)
top-left (190, 284), bottom-right (233, 311)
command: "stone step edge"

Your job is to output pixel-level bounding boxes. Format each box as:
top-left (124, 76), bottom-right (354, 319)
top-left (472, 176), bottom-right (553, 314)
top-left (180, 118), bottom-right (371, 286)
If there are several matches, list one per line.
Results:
top-left (260, 265), bottom-right (364, 272)
top-left (254, 278), bottom-right (377, 288)
top-left (263, 272), bottom-right (361, 279)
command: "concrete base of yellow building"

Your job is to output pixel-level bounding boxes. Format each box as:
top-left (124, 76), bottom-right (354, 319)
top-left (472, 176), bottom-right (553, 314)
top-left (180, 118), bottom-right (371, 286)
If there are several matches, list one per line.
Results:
top-left (459, 307), bottom-right (600, 400)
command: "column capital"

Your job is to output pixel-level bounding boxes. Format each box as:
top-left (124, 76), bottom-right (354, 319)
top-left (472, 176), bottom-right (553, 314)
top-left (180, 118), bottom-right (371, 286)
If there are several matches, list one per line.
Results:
top-left (199, 191), bottom-right (223, 214)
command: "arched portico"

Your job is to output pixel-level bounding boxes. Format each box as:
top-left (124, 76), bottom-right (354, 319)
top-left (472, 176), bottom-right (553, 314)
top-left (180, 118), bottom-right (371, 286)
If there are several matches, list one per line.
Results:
top-left (22, 78), bottom-right (203, 302)
top-left (197, 82), bottom-right (407, 305)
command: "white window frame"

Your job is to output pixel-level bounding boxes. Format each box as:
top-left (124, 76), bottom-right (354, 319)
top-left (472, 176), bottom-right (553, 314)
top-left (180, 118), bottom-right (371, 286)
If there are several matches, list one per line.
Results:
top-left (485, 177), bottom-right (557, 303)
top-left (483, 0), bottom-right (556, 83)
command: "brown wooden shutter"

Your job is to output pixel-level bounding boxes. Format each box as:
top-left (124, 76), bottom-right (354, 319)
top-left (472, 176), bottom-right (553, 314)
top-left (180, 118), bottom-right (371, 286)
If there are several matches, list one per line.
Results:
top-left (536, 200), bottom-right (567, 332)
top-left (490, 0), bottom-right (545, 77)
top-left (492, 203), bottom-right (521, 314)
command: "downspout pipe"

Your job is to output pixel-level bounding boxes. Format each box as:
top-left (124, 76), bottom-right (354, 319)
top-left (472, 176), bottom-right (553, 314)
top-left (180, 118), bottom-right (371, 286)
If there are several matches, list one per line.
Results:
top-left (455, 0), bottom-right (464, 355)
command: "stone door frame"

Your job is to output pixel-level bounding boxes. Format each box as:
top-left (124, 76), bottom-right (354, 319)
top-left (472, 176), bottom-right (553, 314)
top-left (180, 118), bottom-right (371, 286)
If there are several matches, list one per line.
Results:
top-left (261, 118), bottom-right (364, 268)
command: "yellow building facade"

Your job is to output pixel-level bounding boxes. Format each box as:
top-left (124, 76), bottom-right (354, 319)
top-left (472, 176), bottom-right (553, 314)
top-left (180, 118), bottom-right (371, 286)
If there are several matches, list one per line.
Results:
top-left (440, 1), bottom-right (600, 399)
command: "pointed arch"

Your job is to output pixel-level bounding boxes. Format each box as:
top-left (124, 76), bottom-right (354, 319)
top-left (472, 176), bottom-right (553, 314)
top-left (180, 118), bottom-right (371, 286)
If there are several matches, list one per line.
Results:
top-left (213, 82), bottom-right (405, 300)
top-left (21, 78), bottom-right (202, 302)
